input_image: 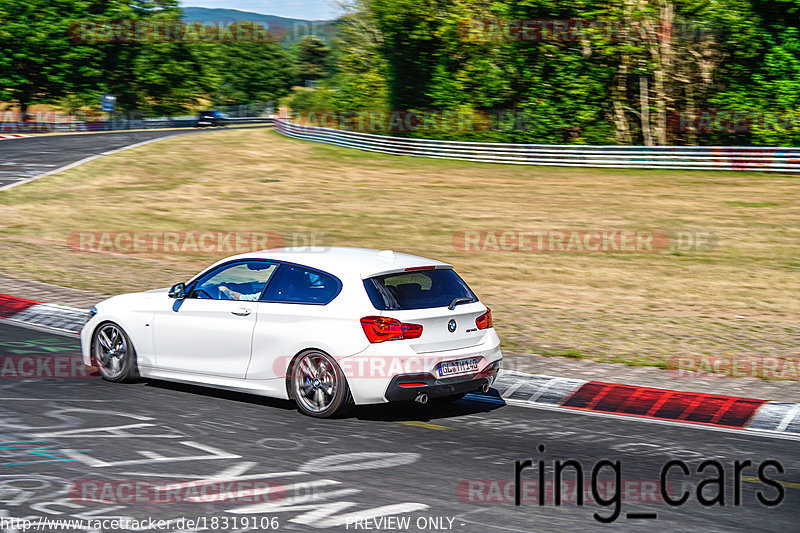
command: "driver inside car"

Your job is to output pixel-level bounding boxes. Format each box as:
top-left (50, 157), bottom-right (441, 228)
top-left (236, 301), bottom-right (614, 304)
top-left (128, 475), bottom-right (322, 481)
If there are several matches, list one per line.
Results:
top-left (218, 284), bottom-right (262, 301)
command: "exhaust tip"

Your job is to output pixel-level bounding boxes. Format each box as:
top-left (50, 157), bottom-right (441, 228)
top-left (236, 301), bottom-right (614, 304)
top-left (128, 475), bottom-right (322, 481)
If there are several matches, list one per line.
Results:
top-left (414, 393), bottom-right (429, 405)
top-left (480, 383), bottom-right (490, 394)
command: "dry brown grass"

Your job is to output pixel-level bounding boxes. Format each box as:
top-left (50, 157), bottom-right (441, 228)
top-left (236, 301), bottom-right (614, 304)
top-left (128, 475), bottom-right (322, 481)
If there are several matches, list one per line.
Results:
top-left (1, 128), bottom-right (798, 373)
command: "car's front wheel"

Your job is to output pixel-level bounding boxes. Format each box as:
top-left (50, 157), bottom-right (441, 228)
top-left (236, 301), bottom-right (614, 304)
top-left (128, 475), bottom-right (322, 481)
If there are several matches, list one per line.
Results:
top-left (290, 350), bottom-right (351, 418)
top-left (93, 322), bottom-right (139, 383)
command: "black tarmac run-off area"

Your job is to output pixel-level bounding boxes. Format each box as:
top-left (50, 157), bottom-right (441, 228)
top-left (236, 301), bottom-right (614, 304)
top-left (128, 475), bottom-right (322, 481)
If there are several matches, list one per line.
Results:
top-left (0, 321), bottom-right (796, 532)
top-left (0, 126), bottom-right (269, 190)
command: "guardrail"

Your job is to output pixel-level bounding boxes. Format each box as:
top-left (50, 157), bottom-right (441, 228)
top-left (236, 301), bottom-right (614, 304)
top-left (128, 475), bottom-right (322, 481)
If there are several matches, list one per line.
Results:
top-left (274, 118), bottom-right (800, 173)
top-left (0, 117), bottom-right (273, 134)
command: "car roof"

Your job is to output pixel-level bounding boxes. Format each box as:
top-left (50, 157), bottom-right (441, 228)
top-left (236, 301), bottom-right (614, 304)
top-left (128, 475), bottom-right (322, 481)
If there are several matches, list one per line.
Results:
top-left (221, 246), bottom-right (452, 279)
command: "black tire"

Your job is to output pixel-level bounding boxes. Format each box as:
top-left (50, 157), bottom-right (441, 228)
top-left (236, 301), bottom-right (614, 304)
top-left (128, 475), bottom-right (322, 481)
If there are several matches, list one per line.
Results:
top-left (289, 350), bottom-right (352, 418)
top-left (92, 322), bottom-right (139, 383)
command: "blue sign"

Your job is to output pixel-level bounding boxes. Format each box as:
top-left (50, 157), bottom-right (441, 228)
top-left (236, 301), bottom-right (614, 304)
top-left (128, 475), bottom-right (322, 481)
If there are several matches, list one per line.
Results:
top-left (100, 94), bottom-right (116, 112)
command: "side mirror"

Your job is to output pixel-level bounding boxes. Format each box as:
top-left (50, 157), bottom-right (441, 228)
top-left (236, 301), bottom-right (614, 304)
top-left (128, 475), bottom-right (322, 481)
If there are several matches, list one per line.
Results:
top-left (168, 283), bottom-right (186, 299)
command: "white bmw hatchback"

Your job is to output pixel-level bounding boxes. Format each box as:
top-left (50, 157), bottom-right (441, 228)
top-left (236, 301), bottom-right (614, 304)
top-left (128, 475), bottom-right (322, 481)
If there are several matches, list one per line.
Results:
top-left (81, 247), bottom-right (502, 417)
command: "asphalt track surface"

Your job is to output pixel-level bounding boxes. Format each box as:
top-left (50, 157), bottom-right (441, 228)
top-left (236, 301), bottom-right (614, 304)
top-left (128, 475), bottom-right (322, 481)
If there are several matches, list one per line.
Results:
top-left (0, 127), bottom-right (267, 190)
top-left (0, 320), bottom-right (797, 532)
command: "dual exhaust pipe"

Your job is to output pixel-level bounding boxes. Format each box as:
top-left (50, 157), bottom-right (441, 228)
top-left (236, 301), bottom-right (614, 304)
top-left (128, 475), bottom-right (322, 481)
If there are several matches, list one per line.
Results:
top-left (413, 382), bottom-right (490, 404)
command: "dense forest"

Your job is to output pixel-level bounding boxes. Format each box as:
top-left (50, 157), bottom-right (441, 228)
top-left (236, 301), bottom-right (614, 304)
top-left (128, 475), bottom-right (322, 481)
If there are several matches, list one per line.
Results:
top-left (2, 0), bottom-right (799, 145)
top-left (0, 0), bottom-right (297, 116)
top-left (303, 0), bottom-right (800, 145)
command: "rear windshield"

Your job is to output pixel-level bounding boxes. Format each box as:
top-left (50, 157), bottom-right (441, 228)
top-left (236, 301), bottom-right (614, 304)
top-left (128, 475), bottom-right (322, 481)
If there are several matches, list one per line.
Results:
top-left (364, 269), bottom-right (477, 310)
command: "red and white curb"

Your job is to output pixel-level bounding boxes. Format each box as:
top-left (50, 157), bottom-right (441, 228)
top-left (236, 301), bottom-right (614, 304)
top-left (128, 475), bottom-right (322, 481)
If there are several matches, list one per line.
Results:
top-left (485, 370), bottom-right (800, 436)
top-left (1, 293), bottom-right (798, 435)
top-left (0, 294), bottom-right (86, 334)
top-left (0, 134), bottom-right (31, 140)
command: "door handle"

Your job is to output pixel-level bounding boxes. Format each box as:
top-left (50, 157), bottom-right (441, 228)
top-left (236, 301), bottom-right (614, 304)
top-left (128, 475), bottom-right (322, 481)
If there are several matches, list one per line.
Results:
top-left (231, 308), bottom-right (252, 316)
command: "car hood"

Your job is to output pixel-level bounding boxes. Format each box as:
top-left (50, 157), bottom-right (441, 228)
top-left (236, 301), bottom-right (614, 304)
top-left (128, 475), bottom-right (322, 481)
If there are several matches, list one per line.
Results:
top-left (145, 287), bottom-right (171, 294)
top-left (93, 288), bottom-right (170, 313)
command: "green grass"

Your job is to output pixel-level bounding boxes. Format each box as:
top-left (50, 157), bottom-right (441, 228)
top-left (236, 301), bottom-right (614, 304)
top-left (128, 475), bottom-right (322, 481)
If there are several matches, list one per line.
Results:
top-left (725, 201), bottom-right (782, 208)
top-left (0, 128), bottom-right (798, 378)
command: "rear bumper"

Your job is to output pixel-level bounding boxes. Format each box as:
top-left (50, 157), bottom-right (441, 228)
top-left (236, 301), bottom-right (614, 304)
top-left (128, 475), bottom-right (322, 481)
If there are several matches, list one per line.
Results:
top-left (340, 328), bottom-right (502, 405)
top-left (384, 360), bottom-right (501, 402)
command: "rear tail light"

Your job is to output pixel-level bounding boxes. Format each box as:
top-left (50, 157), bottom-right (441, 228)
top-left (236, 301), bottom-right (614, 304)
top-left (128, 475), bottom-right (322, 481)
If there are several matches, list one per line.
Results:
top-left (361, 316), bottom-right (423, 343)
top-left (475, 308), bottom-right (493, 330)
top-left (401, 322), bottom-right (423, 339)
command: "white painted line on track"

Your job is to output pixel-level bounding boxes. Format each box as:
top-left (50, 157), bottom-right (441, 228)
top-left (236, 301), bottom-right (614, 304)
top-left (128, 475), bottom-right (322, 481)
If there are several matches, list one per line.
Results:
top-left (776, 403), bottom-right (800, 432)
top-left (500, 381), bottom-right (524, 397)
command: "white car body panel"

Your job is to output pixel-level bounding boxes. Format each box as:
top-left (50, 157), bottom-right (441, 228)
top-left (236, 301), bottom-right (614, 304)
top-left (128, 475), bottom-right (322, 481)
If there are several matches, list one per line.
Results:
top-left (247, 300), bottom-right (369, 380)
top-left (81, 247), bottom-right (503, 407)
top-left (152, 297), bottom-right (257, 378)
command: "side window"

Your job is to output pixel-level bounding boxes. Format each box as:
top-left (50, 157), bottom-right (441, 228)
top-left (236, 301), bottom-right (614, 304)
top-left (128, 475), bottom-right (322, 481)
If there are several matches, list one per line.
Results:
top-left (188, 261), bottom-right (277, 301)
top-left (261, 264), bottom-right (340, 305)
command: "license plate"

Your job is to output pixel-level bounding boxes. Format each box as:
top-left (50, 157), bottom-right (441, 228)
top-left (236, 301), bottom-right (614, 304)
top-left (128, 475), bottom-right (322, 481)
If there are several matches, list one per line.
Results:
top-left (437, 357), bottom-right (479, 377)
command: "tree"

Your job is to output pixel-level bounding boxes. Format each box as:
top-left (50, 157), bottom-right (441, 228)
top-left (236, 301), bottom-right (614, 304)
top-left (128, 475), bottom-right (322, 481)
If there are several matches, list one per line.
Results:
top-left (206, 22), bottom-right (295, 106)
top-left (294, 35), bottom-right (332, 82)
top-left (329, 2), bottom-right (390, 110)
top-left (0, 0), bottom-right (109, 118)
top-left (334, 0), bottom-right (800, 145)
top-left (0, 0), bottom-right (208, 117)
top-left (90, 1), bottom-right (210, 115)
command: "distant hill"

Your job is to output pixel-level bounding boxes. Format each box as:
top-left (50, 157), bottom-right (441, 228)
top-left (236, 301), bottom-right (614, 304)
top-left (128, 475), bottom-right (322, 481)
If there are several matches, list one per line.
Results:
top-left (181, 7), bottom-right (339, 45)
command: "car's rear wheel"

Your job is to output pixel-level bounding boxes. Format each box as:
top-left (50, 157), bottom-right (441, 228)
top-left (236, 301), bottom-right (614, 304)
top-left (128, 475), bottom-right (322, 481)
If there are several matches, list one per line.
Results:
top-left (291, 350), bottom-right (351, 418)
top-left (93, 322), bottom-right (138, 383)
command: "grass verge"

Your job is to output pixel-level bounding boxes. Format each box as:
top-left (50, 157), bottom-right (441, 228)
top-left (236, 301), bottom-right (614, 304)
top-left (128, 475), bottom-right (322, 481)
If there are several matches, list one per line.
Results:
top-left (1, 128), bottom-right (798, 379)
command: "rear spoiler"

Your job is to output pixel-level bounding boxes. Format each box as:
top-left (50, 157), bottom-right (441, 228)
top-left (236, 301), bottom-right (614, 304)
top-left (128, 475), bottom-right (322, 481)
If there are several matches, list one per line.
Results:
top-left (361, 264), bottom-right (453, 280)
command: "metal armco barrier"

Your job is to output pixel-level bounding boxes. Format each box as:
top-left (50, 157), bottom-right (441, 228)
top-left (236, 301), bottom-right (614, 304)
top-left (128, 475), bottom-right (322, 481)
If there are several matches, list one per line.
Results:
top-left (274, 118), bottom-right (800, 173)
